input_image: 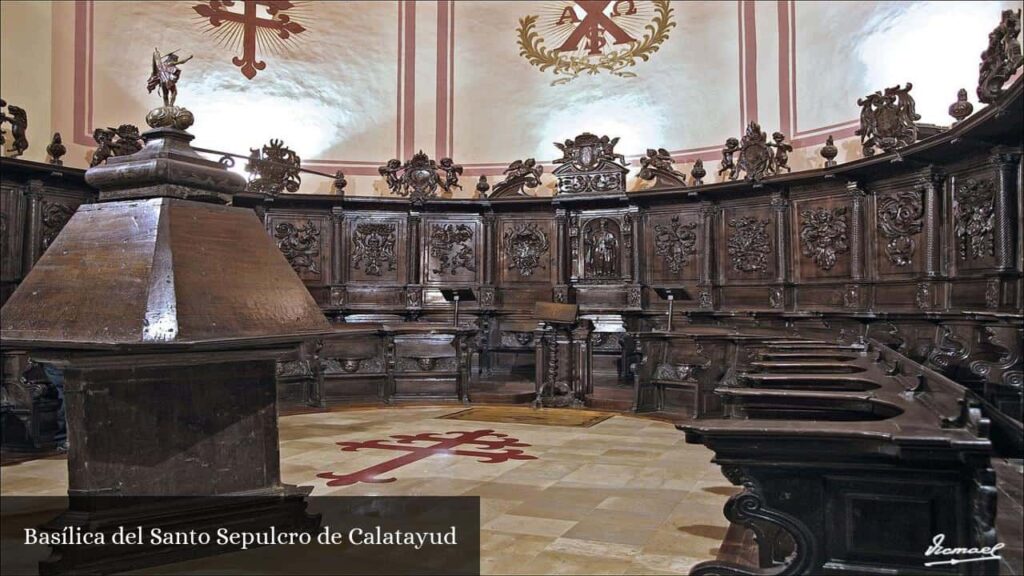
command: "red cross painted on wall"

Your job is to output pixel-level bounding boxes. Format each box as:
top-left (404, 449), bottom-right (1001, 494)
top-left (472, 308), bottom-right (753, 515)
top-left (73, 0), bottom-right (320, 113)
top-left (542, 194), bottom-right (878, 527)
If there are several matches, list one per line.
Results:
top-left (193, 1), bottom-right (307, 79)
top-left (317, 430), bottom-right (537, 487)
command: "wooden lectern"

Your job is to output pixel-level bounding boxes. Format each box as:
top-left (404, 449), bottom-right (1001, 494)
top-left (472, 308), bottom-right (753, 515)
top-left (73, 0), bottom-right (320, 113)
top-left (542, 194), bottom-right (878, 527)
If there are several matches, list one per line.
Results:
top-left (533, 302), bottom-right (593, 408)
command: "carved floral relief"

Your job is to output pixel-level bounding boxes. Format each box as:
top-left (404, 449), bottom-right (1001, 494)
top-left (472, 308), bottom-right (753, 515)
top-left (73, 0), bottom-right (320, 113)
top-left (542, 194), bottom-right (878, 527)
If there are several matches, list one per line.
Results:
top-left (430, 223), bottom-right (476, 275)
top-left (653, 216), bottom-right (697, 274)
top-left (954, 177), bottom-right (996, 261)
top-left (351, 222), bottom-right (397, 276)
top-left (726, 217), bottom-right (771, 273)
top-left (274, 220), bottom-right (321, 276)
top-left (799, 207), bottom-right (849, 271)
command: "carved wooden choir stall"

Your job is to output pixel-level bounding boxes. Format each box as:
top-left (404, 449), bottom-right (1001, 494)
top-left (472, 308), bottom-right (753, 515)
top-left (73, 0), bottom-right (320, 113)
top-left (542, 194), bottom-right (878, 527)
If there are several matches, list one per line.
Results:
top-left (0, 9), bottom-right (1022, 576)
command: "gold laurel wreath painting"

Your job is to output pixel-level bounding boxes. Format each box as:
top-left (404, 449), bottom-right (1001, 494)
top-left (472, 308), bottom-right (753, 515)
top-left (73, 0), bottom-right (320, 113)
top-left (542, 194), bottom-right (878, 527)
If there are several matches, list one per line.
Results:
top-left (517, 0), bottom-right (676, 86)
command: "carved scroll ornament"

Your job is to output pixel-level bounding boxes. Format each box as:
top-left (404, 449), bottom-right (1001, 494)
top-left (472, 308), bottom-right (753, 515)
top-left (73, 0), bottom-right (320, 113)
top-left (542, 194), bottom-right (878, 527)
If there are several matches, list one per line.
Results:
top-left (274, 220), bottom-right (321, 275)
top-left (653, 216), bottom-right (697, 274)
top-left (978, 9), bottom-right (1023, 103)
top-left (430, 223), bottom-right (476, 275)
top-left (877, 189), bottom-right (924, 266)
top-left (246, 138), bottom-right (301, 195)
top-left (726, 217), bottom-right (771, 273)
top-left (689, 466), bottom-right (817, 576)
top-left (799, 207), bottom-right (849, 271)
top-left (351, 222), bottom-right (397, 276)
top-left (503, 223), bottom-right (550, 277)
top-left (954, 177), bottom-right (996, 260)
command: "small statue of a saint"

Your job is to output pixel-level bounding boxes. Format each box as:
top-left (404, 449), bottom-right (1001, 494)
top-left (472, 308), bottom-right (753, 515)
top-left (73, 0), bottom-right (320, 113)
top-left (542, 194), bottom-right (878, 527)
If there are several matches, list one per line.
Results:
top-left (148, 48), bottom-right (193, 107)
top-left (145, 48), bottom-right (196, 130)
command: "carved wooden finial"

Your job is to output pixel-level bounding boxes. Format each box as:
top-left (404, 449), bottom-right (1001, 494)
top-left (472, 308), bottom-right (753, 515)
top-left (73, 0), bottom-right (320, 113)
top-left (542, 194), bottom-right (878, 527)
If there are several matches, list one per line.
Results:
top-left (46, 132), bottom-right (66, 166)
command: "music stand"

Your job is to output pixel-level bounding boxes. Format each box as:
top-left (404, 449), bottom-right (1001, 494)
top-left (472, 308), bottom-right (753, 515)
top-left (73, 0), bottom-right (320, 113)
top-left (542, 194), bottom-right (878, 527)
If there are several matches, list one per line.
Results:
top-left (440, 288), bottom-right (476, 327)
top-left (654, 287), bottom-right (692, 332)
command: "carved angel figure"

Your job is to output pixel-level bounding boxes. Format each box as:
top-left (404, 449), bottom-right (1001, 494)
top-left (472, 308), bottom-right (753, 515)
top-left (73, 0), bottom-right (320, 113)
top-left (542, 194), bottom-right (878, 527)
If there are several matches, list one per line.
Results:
top-left (718, 138), bottom-right (739, 180)
top-left (638, 148), bottom-right (687, 187)
top-left (771, 132), bottom-right (792, 173)
top-left (599, 135), bottom-right (627, 165)
top-left (90, 128), bottom-right (116, 167)
top-left (4, 104), bottom-right (28, 158)
top-left (0, 99), bottom-right (7, 148)
top-left (553, 139), bottom-right (575, 164)
top-left (438, 157), bottom-right (464, 193)
top-left (379, 158), bottom-right (403, 192)
top-left (147, 48), bottom-right (193, 107)
top-left (492, 158), bottom-right (544, 196)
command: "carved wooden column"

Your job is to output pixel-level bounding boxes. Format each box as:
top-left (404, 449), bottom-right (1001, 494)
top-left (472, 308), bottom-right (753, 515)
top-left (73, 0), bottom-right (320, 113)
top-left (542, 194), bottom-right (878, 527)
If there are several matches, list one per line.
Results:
top-left (770, 192), bottom-right (789, 285)
top-left (482, 211), bottom-right (496, 284)
top-left (990, 147), bottom-right (1021, 273)
top-left (21, 180), bottom-right (44, 269)
top-left (554, 208), bottom-right (569, 302)
top-left (330, 206), bottom-right (345, 308)
top-left (571, 319), bottom-right (594, 404)
top-left (407, 210), bottom-right (422, 312)
top-left (845, 182), bottom-right (866, 282)
top-left (408, 211), bottom-right (421, 282)
top-left (920, 168), bottom-right (944, 279)
top-left (698, 202), bottom-right (718, 309)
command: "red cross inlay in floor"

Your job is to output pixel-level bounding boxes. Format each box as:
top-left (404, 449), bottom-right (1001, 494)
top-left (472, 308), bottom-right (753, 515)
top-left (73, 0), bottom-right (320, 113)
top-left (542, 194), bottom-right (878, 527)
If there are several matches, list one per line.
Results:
top-left (316, 429), bottom-right (537, 487)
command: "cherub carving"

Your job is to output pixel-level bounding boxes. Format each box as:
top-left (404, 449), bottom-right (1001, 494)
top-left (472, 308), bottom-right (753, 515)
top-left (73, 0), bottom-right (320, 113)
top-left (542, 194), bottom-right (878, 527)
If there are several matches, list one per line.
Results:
top-left (0, 99), bottom-right (7, 148)
top-left (90, 124), bottom-right (143, 167)
top-left (439, 157), bottom-right (464, 193)
top-left (553, 139), bottom-right (575, 164)
top-left (90, 128), bottom-right (115, 167)
top-left (599, 135), bottom-right (627, 165)
top-left (771, 132), bottom-right (792, 173)
top-left (3, 104), bottom-right (28, 158)
top-left (718, 138), bottom-right (739, 180)
top-left (379, 158), bottom-right (402, 192)
top-left (492, 158), bottom-right (544, 196)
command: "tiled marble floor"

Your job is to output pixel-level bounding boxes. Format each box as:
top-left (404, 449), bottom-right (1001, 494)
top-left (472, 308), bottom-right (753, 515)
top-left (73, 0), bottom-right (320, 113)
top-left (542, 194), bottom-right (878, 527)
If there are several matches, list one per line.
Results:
top-left (0, 406), bottom-right (733, 575)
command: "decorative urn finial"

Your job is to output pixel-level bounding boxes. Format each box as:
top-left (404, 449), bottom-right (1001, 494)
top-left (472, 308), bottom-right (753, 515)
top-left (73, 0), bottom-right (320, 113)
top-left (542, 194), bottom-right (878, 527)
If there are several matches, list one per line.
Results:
top-left (948, 88), bottom-right (974, 124)
top-left (46, 132), bottom-right (66, 166)
top-left (820, 135), bottom-right (838, 168)
top-left (690, 158), bottom-right (706, 186)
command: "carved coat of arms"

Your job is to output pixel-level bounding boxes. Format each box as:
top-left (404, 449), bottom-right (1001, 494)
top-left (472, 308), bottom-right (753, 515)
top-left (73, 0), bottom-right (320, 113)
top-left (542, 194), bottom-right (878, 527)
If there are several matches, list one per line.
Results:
top-left (517, 1), bottom-right (676, 85)
top-left (503, 223), bottom-right (550, 277)
top-left (552, 132), bottom-right (629, 195)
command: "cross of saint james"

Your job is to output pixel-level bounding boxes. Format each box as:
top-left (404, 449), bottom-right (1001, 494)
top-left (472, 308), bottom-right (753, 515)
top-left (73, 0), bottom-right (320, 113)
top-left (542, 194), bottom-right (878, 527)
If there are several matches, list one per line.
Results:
top-left (193, 1), bottom-right (307, 79)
